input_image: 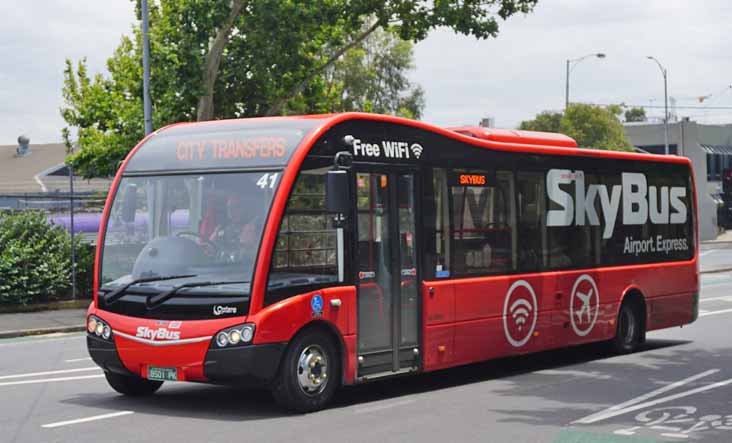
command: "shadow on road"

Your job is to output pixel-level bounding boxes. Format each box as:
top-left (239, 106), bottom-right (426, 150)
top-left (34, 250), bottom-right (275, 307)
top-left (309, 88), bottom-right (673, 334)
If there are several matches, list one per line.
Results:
top-left (60, 338), bottom-right (697, 422)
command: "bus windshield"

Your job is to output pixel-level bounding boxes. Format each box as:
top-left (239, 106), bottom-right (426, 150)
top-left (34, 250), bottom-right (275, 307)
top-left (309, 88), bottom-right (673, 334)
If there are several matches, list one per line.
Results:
top-left (100, 171), bottom-right (280, 291)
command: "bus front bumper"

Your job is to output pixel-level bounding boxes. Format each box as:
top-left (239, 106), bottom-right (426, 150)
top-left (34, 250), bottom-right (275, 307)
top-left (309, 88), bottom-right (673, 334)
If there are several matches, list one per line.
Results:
top-left (87, 333), bottom-right (286, 386)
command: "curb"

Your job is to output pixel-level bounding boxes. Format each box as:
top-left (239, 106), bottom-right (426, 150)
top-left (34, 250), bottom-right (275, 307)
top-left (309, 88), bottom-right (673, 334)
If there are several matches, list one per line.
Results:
top-left (700, 267), bottom-right (732, 274)
top-left (0, 325), bottom-right (85, 339)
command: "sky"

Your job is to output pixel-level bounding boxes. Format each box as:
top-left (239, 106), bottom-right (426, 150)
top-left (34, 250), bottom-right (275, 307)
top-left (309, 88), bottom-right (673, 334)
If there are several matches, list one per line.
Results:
top-left (1, 0), bottom-right (731, 145)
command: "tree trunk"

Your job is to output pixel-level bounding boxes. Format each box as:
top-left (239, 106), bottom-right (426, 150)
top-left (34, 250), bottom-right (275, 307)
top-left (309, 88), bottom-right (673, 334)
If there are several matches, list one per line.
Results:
top-left (266, 20), bottom-right (381, 116)
top-left (196, 0), bottom-right (246, 122)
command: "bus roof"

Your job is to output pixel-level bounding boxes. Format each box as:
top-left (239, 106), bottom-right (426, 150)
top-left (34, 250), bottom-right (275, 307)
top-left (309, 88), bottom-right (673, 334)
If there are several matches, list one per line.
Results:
top-left (122, 112), bottom-right (690, 174)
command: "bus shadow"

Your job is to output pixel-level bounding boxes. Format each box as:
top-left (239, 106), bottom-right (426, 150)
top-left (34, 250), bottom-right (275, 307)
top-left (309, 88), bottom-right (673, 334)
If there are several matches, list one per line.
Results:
top-left (61, 338), bottom-right (693, 422)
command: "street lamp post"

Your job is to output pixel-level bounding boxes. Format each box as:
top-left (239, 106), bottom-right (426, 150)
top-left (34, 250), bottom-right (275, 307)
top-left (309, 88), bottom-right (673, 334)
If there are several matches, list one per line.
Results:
top-left (141, 0), bottom-right (153, 135)
top-left (647, 56), bottom-right (669, 155)
top-left (565, 53), bottom-right (606, 109)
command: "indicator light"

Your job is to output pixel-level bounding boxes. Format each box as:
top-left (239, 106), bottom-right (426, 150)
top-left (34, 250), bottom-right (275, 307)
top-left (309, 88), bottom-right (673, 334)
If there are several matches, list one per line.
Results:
top-left (216, 332), bottom-right (229, 347)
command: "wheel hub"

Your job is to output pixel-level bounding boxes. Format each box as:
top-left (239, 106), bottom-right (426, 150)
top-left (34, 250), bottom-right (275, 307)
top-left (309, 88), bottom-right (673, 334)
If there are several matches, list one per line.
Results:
top-left (297, 345), bottom-right (328, 396)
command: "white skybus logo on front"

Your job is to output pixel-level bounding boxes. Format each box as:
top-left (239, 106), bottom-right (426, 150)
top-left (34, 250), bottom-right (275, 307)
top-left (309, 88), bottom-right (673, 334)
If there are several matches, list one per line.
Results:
top-left (546, 169), bottom-right (687, 239)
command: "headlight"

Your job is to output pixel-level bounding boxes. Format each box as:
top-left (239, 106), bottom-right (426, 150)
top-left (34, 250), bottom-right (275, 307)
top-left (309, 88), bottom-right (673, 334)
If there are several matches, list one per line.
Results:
top-left (240, 325), bottom-right (254, 343)
top-left (228, 330), bottom-right (241, 345)
top-left (87, 316), bottom-right (113, 341)
top-left (212, 323), bottom-right (255, 348)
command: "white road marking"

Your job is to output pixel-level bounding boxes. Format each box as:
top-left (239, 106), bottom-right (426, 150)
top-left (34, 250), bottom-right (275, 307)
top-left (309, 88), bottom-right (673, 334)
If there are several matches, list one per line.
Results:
top-left (355, 399), bottom-right (415, 414)
top-left (535, 369), bottom-right (611, 380)
top-left (575, 376), bottom-right (732, 425)
top-left (698, 250), bottom-right (717, 257)
top-left (573, 369), bottom-right (719, 424)
top-left (0, 367), bottom-right (99, 381)
top-left (0, 374), bottom-right (104, 387)
top-left (700, 308), bottom-right (732, 317)
top-left (699, 296), bottom-right (732, 303)
top-left (42, 411), bottom-right (134, 429)
top-left (64, 357), bottom-right (92, 363)
top-left (661, 433), bottom-right (689, 439)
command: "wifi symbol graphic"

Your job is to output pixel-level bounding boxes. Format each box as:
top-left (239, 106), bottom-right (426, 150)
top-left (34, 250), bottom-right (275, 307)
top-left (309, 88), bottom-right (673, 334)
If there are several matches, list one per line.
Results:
top-left (510, 299), bottom-right (533, 331)
top-left (410, 143), bottom-right (423, 159)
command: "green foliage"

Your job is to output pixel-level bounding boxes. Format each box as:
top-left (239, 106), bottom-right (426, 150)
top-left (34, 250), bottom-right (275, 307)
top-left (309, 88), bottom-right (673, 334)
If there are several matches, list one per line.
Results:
top-left (519, 104), bottom-right (632, 151)
top-left (326, 26), bottom-right (425, 118)
top-left (625, 107), bottom-right (647, 122)
top-left (0, 211), bottom-right (94, 305)
top-left (62, 0), bottom-right (537, 178)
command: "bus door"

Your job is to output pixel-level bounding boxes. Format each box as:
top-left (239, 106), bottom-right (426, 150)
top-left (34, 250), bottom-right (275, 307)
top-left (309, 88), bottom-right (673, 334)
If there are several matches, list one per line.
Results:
top-left (355, 169), bottom-right (421, 378)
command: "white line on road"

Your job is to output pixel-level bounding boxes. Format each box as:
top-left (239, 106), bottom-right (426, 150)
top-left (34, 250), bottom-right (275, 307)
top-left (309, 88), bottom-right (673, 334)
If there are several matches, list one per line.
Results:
top-left (0, 374), bottom-right (104, 387)
top-left (699, 296), bottom-right (732, 303)
top-left (535, 369), bottom-right (611, 380)
top-left (0, 367), bottom-right (99, 381)
top-left (575, 375), bottom-right (732, 425)
top-left (64, 357), bottom-right (92, 363)
top-left (355, 399), bottom-right (416, 414)
top-left (700, 308), bottom-right (732, 317)
top-left (573, 369), bottom-right (719, 424)
top-left (42, 411), bottom-right (134, 429)
top-left (699, 250), bottom-right (717, 257)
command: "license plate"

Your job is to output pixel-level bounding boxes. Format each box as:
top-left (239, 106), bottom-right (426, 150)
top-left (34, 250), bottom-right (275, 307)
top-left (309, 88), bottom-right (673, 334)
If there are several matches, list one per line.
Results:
top-left (147, 366), bottom-right (177, 381)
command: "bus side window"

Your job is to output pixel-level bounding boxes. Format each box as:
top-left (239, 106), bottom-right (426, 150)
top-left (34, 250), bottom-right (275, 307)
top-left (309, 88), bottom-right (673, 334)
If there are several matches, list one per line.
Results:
top-left (266, 165), bottom-right (340, 306)
top-left (517, 171), bottom-right (547, 271)
top-left (431, 169), bottom-right (450, 277)
top-left (450, 170), bottom-right (515, 276)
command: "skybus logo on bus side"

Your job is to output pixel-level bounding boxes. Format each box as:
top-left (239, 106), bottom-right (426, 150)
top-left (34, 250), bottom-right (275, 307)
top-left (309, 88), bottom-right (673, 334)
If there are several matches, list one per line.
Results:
top-left (349, 136), bottom-right (424, 160)
top-left (546, 169), bottom-right (687, 239)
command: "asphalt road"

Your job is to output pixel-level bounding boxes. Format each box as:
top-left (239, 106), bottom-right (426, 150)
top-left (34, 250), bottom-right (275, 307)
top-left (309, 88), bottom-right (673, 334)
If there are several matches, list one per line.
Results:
top-left (2, 274), bottom-right (732, 443)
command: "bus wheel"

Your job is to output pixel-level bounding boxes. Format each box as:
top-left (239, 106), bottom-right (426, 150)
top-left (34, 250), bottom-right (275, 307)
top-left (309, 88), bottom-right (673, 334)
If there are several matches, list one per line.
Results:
top-left (105, 372), bottom-right (163, 396)
top-left (272, 329), bottom-right (340, 413)
top-left (612, 300), bottom-right (643, 354)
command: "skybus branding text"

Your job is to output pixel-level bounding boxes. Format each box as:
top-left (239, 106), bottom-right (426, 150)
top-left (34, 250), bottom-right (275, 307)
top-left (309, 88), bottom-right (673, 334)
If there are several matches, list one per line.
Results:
top-left (546, 169), bottom-right (688, 239)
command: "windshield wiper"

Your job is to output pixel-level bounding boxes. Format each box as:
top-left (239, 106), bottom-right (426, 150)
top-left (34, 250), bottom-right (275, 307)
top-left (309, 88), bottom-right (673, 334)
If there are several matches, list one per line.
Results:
top-left (145, 280), bottom-right (248, 310)
top-left (103, 274), bottom-right (197, 305)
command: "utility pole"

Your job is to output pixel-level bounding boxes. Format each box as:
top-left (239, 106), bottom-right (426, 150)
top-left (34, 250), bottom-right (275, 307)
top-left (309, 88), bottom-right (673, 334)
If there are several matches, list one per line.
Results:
top-left (69, 147), bottom-right (76, 300)
top-left (647, 56), bottom-right (669, 155)
top-left (142, 0), bottom-right (153, 135)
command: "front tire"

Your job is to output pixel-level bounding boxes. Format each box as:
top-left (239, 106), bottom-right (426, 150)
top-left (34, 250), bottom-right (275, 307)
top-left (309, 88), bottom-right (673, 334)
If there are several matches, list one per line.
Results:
top-left (611, 300), bottom-right (643, 354)
top-left (105, 372), bottom-right (163, 396)
top-left (271, 329), bottom-right (340, 413)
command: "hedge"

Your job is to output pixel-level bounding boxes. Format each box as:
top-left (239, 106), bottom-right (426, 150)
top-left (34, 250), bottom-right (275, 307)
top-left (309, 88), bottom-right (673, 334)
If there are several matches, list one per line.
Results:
top-left (0, 210), bottom-right (94, 305)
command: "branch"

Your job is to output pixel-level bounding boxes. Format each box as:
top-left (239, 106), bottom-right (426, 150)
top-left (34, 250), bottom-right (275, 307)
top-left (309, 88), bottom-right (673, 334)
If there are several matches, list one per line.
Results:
top-left (197, 0), bottom-right (246, 121)
top-left (266, 19), bottom-right (381, 116)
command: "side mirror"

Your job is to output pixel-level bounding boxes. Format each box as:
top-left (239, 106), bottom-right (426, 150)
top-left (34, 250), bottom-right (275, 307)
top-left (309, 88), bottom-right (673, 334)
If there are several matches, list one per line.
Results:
top-left (326, 170), bottom-right (350, 214)
top-left (120, 183), bottom-right (138, 223)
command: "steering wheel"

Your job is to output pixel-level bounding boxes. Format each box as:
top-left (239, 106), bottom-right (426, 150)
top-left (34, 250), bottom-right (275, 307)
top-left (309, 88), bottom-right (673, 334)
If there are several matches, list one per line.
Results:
top-left (176, 231), bottom-right (220, 256)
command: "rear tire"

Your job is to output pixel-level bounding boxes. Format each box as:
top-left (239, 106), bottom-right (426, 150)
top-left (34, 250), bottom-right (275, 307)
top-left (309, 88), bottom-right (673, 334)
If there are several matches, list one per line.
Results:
top-left (611, 300), bottom-right (643, 354)
top-left (105, 372), bottom-right (163, 396)
top-left (271, 329), bottom-right (340, 413)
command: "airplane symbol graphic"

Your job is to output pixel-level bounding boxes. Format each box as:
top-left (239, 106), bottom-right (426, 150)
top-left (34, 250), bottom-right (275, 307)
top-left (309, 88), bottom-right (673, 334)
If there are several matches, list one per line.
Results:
top-left (574, 289), bottom-right (594, 323)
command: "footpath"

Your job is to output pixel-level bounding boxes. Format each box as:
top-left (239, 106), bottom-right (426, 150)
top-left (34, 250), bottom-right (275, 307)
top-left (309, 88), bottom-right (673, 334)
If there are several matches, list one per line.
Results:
top-left (0, 307), bottom-right (87, 339)
top-left (1, 238), bottom-right (731, 339)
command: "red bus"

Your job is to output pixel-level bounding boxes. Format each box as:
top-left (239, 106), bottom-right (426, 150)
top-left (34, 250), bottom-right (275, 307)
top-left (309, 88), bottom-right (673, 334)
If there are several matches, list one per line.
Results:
top-left (87, 113), bottom-right (698, 412)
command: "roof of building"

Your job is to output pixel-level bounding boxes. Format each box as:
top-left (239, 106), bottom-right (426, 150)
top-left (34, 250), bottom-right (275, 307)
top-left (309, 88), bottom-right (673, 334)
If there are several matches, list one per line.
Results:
top-left (0, 143), bottom-right (111, 194)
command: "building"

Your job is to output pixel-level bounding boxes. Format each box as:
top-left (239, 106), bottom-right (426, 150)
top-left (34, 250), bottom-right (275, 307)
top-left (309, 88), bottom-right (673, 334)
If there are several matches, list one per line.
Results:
top-left (624, 119), bottom-right (732, 241)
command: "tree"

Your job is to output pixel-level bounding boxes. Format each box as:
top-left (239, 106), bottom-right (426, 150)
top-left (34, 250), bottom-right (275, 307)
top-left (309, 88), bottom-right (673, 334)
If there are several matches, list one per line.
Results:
top-left (62, 0), bottom-right (538, 178)
top-left (519, 103), bottom-right (632, 151)
top-left (624, 107), bottom-right (647, 122)
top-left (325, 26), bottom-right (425, 119)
